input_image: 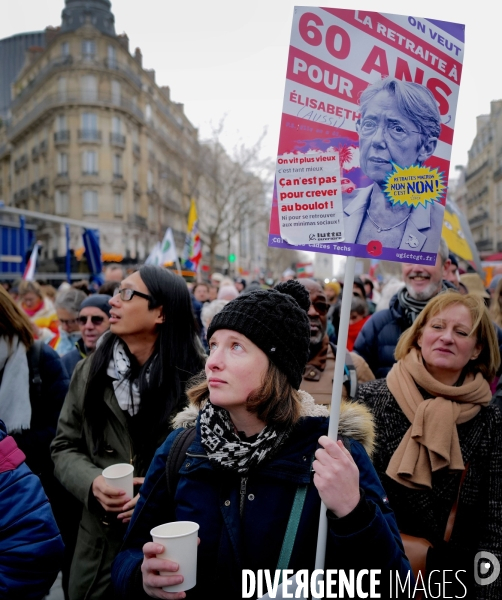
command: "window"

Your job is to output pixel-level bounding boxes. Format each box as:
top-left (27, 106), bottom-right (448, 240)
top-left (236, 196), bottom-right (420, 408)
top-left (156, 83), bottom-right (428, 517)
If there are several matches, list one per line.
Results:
top-left (107, 44), bottom-right (117, 68)
top-left (61, 42), bottom-right (70, 57)
top-left (113, 154), bottom-right (122, 177)
top-left (145, 104), bottom-right (152, 123)
top-left (133, 162), bottom-right (138, 183)
top-left (56, 115), bottom-right (67, 132)
top-left (81, 112), bottom-right (97, 131)
top-left (83, 190), bottom-right (98, 214)
top-left (111, 80), bottom-right (121, 105)
top-left (112, 116), bottom-right (122, 134)
top-left (114, 192), bottom-right (123, 216)
top-left (81, 75), bottom-right (97, 102)
top-left (57, 153), bottom-right (68, 176)
top-left (55, 190), bottom-right (69, 215)
top-left (82, 39), bottom-right (96, 59)
top-left (148, 204), bottom-right (155, 222)
top-left (58, 77), bottom-right (67, 101)
top-left (147, 170), bottom-right (154, 191)
top-left (82, 151), bottom-right (98, 175)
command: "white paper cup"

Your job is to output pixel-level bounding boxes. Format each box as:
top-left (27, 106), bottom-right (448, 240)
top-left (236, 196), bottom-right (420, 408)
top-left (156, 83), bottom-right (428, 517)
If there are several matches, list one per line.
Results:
top-left (150, 521), bottom-right (200, 592)
top-left (102, 463), bottom-right (134, 500)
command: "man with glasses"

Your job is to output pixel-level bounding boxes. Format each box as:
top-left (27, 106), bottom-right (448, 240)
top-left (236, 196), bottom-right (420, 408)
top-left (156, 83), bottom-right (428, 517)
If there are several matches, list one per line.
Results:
top-left (343, 77), bottom-right (444, 251)
top-left (62, 294), bottom-right (111, 377)
top-left (299, 279), bottom-right (374, 404)
top-left (55, 288), bottom-right (87, 356)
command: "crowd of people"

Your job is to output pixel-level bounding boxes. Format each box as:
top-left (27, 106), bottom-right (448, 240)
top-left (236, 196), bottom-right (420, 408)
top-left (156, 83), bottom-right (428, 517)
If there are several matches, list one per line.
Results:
top-left (0, 244), bottom-right (501, 599)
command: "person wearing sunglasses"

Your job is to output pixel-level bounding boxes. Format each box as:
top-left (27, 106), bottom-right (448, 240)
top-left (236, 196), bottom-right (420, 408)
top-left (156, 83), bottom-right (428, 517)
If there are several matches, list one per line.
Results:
top-left (61, 294), bottom-right (112, 378)
top-left (51, 266), bottom-right (205, 600)
top-left (343, 77), bottom-right (444, 252)
top-left (298, 279), bottom-right (374, 405)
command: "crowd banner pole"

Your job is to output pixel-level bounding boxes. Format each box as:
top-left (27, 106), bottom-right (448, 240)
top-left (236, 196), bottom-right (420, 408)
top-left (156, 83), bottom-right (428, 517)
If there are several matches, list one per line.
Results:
top-left (313, 255), bottom-right (356, 579)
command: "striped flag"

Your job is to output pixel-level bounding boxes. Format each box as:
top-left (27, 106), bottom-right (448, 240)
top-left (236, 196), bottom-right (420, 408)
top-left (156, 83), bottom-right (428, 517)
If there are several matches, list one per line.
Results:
top-left (182, 199), bottom-right (202, 271)
top-left (23, 242), bottom-right (41, 281)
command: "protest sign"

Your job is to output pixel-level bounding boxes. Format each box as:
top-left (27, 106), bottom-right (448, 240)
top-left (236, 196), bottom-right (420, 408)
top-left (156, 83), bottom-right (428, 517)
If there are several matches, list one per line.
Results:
top-left (269, 7), bottom-right (465, 265)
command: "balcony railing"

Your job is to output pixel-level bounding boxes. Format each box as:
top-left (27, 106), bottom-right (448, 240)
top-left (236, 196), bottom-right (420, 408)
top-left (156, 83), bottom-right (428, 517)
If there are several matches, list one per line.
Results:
top-left (54, 130), bottom-right (70, 144)
top-left (110, 133), bottom-right (126, 147)
top-left (128, 214), bottom-right (147, 228)
top-left (14, 188), bottom-right (29, 202)
top-left (103, 58), bottom-right (142, 89)
top-left (31, 146), bottom-right (40, 160)
top-left (78, 129), bottom-right (102, 143)
top-left (468, 212), bottom-right (490, 227)
top-left (11, 55), bottom-right (74, 110)
top-left (9, 93), bottom-right (144, 140)
top-left (14, 154), bottom-right (28, 172)
top-left (475, 238), bottom-right (493, 251)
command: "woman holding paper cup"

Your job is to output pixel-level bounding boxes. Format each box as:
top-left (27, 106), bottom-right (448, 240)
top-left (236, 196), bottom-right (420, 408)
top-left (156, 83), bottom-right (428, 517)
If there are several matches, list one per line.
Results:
top-left (51, 266), bottom-right (205, 600)
top-left (112, 280), bottom-right (411, 599)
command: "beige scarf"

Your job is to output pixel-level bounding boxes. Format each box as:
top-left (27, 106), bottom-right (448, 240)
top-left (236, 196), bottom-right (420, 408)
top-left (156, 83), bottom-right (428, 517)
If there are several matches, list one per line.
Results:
top-left (386, 348), bottom-right (491, 489)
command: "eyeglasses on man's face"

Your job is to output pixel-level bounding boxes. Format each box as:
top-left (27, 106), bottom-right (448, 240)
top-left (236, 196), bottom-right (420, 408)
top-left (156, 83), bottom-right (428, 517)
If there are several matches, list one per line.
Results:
top-left (114, 288), bottom-right (153, 302)
top-left (77, 315), bottom-right (105, 326)
top-left (356, 118), bottom-right (421, 143)
top-left (311, 301), bottom-right (329, 316)
top-left (59, 318), bottom-right (78, 326)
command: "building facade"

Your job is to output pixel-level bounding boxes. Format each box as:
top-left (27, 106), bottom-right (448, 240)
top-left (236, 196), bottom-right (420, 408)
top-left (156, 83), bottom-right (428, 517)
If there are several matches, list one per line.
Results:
top-left (0, 0), bottom-right (199, 264)
top-left (463, 100), bottom-right (502, 257)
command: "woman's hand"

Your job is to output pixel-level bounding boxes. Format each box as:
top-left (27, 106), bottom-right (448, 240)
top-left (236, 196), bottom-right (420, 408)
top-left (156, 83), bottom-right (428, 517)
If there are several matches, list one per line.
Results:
top-left (142, 542), bottom-right (186, 599)
top-left (313, 436), bottom-right (360, 518)
top-left (92, 474), bottom-right (129, 513)
top-left (117, 477), bottom-right (145, 523)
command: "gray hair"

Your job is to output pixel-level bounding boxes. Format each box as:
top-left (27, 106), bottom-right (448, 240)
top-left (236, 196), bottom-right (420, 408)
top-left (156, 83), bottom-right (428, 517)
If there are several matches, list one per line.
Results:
top-left (438, 237), bottom-right (449, 265)
top-left (55, 288), bottom-right (87, 315)
top-left (201, 299), bottom-right (229, 330)
top-left (359, 77), bottom-right (441, 140)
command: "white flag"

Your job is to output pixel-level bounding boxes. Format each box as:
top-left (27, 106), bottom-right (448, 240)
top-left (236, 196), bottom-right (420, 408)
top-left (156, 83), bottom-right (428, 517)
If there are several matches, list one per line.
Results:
top-left (145, 242), bottom-right (162, 266)
top-left (23, 243), bottom-right (40, 281)
top-left (158, 228), bottom-right (178, 265)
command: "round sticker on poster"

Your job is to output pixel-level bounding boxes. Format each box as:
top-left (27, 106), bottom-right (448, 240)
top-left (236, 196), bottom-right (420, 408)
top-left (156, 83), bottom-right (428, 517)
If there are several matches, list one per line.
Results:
top-left (367, 240), bottom-right (383, 257)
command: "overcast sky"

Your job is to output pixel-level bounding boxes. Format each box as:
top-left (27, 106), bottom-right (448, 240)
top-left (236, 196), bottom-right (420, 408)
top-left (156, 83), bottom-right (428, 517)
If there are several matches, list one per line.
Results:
top-left (3, 0), bottom-right (501, 175)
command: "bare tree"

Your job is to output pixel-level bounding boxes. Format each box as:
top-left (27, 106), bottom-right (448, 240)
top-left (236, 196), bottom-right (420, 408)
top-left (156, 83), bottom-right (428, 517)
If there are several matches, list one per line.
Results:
top-left (195, 120), bottom-right (272, 273)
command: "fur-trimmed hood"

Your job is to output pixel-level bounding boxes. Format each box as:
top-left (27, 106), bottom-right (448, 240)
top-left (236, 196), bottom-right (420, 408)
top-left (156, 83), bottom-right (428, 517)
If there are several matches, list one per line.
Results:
top-left (172, 390), bottom-right (375, 456)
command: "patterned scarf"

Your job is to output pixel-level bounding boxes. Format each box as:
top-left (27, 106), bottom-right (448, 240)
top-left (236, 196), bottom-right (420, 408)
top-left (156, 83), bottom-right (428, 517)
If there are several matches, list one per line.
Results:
top-left (199, 401), bottom-right (291, 474)
top-left (106, 338), bottom-right (152, 416)
top-left (397, 283), bottom-right (449, 326)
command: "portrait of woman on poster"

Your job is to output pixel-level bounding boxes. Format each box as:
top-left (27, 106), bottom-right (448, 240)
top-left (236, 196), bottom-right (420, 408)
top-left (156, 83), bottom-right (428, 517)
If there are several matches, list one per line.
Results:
top-left (343, 77), bottom-right (445, 252)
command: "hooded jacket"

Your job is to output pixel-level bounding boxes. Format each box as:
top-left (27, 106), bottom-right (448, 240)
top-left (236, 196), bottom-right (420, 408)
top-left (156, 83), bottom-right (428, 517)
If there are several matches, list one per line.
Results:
top-left (0, 420), bottom-right (64, 598)
top-left (112, 393), bottom-right (411, 599)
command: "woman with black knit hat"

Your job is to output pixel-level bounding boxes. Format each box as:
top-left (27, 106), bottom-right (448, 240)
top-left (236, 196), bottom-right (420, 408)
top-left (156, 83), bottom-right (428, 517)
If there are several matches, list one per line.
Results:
top-left (112, 281), bottom-right (411, 600)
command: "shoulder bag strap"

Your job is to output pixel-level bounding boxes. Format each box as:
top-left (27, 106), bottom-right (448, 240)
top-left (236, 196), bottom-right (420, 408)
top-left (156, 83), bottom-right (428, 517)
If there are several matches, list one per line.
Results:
top-left (276, 482), bottom-right (309, 582)
top-left (444, 462), bottom-right (469, 543)
top-left (165, 426), bottom-right (196, 498)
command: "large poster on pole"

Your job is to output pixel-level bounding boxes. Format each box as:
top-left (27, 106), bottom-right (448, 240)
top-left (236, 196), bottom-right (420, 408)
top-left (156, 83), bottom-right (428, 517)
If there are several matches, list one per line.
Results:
top-left (268, 8), bottom-right (464, 264)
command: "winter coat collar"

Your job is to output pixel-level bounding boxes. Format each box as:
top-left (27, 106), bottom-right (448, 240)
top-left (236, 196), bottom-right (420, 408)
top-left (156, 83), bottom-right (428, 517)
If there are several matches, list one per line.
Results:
top-left (172, 390), bottom-right (375, 456)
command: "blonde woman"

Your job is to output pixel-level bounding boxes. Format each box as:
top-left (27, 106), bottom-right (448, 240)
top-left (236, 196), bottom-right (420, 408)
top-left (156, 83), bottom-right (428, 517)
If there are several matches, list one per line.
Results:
top-left (357, 291), bottom-right (502, 598)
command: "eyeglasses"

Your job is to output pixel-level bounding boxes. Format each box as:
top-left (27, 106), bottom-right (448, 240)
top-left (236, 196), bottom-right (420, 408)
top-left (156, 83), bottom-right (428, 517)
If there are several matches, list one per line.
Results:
top-left (77, 315), bottom-right (105, 326)
top-left (114, 288), bottom-right (153, 302)
top-left (356, 119), bottom-right (421, 143)
top-left (311, 301), bottom-right (329, 316)
top-left (59, 318), bottom-right (78, 326)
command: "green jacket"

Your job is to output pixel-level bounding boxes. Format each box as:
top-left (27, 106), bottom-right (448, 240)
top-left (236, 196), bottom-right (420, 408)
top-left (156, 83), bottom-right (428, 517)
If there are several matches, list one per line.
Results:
top-left (51, 356), bottom-right (173, 600)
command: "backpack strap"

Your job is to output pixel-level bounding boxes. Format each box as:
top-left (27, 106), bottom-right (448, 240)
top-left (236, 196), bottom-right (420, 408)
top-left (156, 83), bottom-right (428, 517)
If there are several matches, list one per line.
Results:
top-left (26, 340), bottom-right (43, 405)
top-left (165, 426), bottom-right (196, 498)
top-left (330, 343), bottom-right (358, 399)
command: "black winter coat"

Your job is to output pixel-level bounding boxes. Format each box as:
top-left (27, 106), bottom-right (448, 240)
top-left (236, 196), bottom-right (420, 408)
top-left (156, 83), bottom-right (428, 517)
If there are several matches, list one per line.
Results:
top-left (357, 378), bottom-right (502, 599)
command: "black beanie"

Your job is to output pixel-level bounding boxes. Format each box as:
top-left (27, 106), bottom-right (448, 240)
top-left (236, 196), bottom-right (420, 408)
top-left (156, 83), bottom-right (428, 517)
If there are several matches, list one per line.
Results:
top-left (207, 280), bottom-right (310, 389)
top-left (79, 294), bottom-right (112, 317)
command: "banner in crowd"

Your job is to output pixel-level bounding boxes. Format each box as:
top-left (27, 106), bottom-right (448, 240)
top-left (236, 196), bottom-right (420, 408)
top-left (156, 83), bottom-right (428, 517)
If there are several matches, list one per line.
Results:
top-left (182, 199), bottom-right (202, 271)
top-left (269, 8), bottom-right (465, 265)
top-left (23, 242), bottom-right (41, 281)
top-left (145, 227), bottom-right (179, 267)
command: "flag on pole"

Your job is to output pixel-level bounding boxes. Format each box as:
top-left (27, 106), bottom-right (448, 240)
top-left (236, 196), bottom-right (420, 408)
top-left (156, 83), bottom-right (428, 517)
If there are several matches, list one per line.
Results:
top-left (182, 199), bottom-right (202, 271)
top-left (23, 242), bottom-right (41, 281)
top-left (145, 228), bottom-right (179, 266)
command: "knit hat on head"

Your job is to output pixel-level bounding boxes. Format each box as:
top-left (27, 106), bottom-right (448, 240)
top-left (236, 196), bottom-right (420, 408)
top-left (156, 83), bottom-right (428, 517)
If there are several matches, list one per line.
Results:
top-left (207, 280), bottom-right (311, 389)
top-left (79, 294), bottom-right (112, 317)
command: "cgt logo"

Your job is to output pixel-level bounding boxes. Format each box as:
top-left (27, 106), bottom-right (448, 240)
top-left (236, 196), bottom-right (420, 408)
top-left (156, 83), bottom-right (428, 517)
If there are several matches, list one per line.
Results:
top-left (474, 552), bottom-right (500, 586)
